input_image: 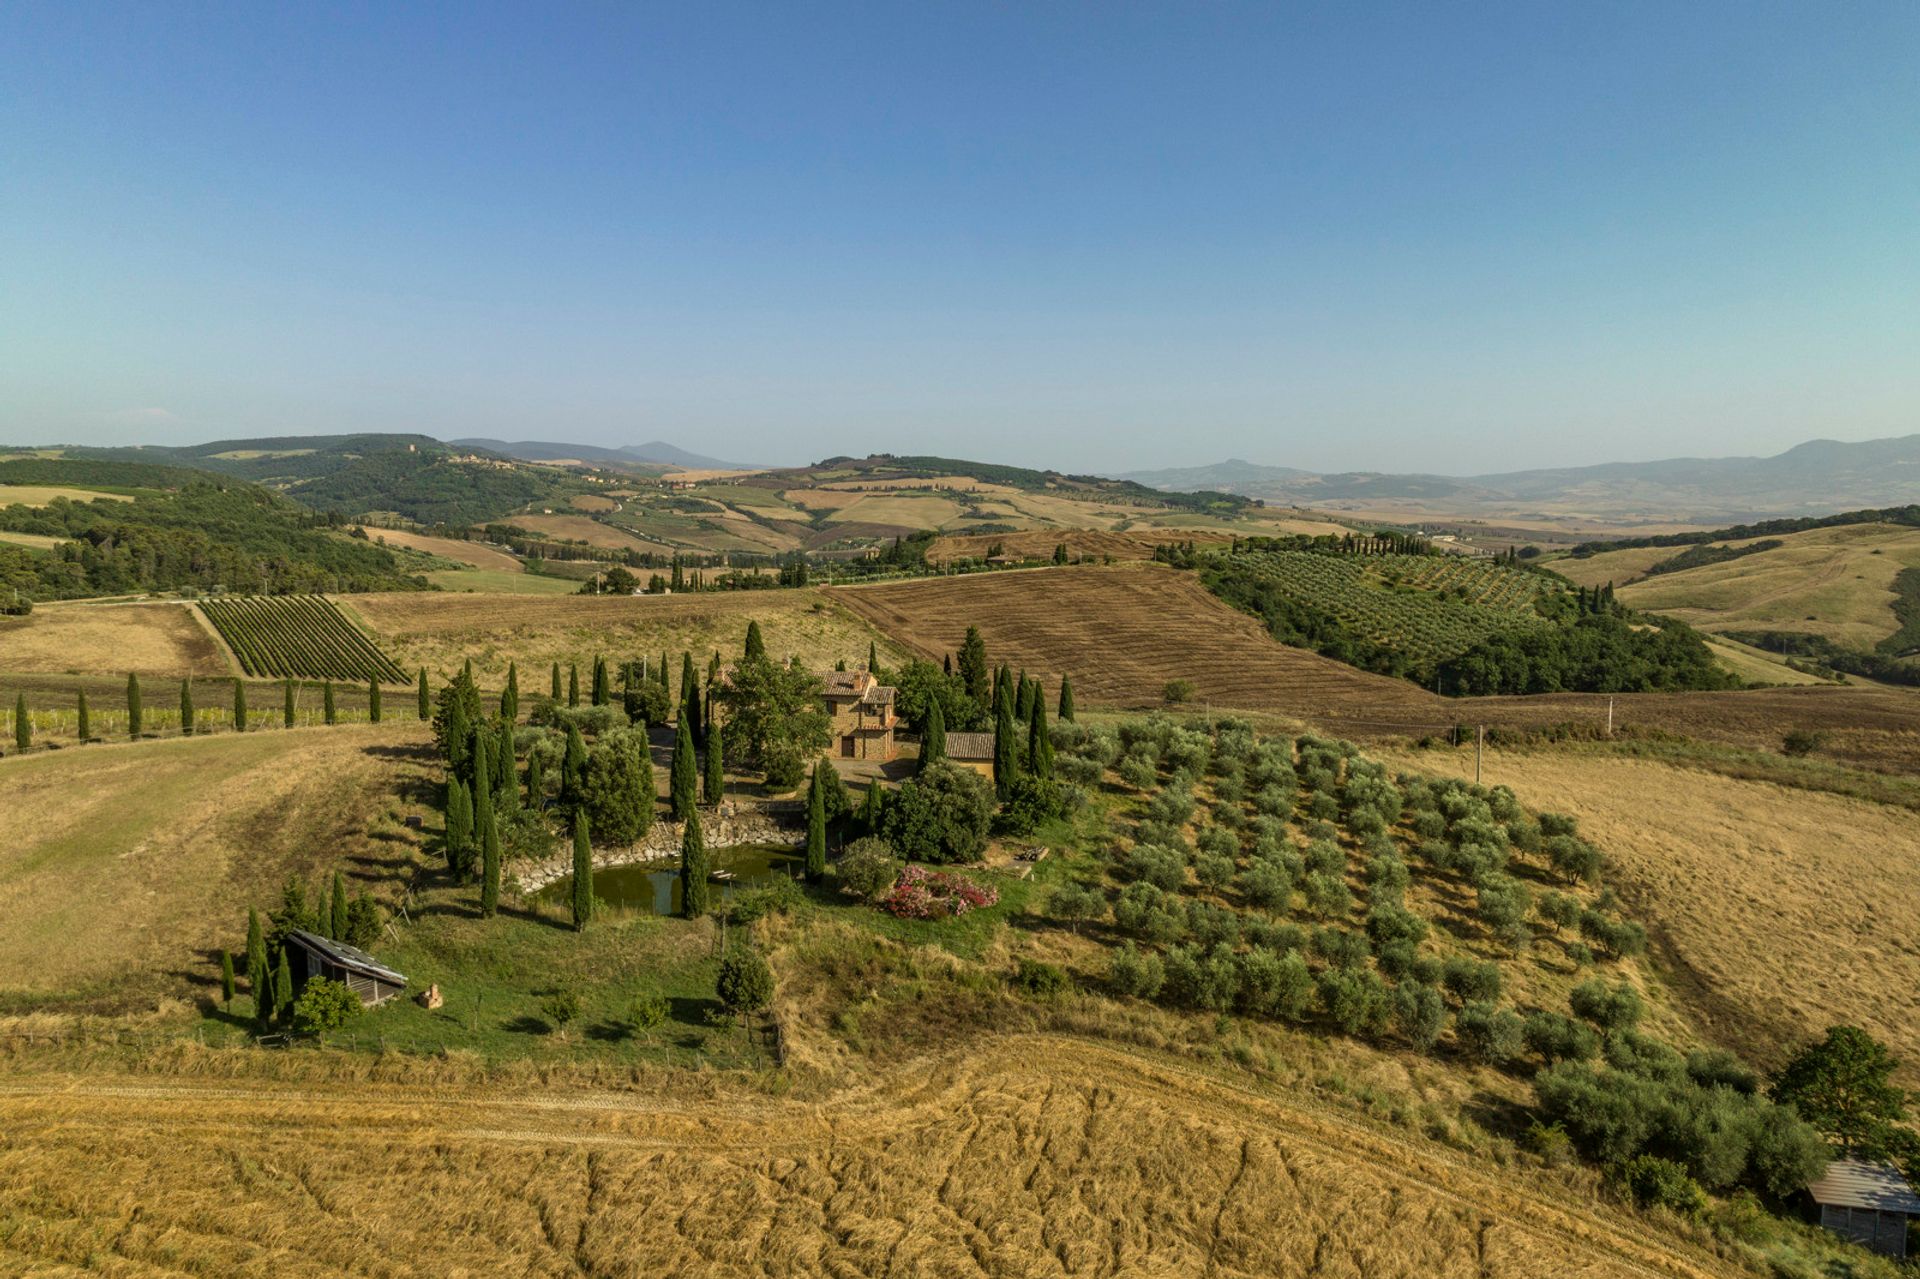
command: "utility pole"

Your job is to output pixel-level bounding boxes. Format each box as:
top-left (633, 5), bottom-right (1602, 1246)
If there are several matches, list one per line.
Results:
top-left (1475, 725), bottom-right (1483, 786)
top-left (1607, 697), bottom-right (1615, 738)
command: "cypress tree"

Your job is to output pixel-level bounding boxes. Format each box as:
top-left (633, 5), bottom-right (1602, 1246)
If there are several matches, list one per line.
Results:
top-left (568, 664), bottom-right (580, 707)
top-left (680, 652), bottom-right (695, 707)
top-left (126, 673), bottom-right (142, 739)
top-left (1058, 676), bottom-right (1075, 722)
top-left (670, 716), bottom-right (698, 822)
top-left (76, 689), bottom-right (89, 743)
top-left (272, 950), bottom-right (292, 1022)
top-left (480, 806), bottom-right (500, 918)
top-left (472, 732), bottom-right (494, 885)
top-left (368, 678), bottom-right (382, 724)
top-left (246, 908), bottom-right (268, 1020)
top-left (233, 680), bottom-right (247, 733)
top-left (860, 778), bottom-right (886, 836)
top-left (1028, 686), bottom-right (1053, 779)
top-left (656, 651), bottom-right (669, 695)
top-left (526, 749), bottom-right (545, 808)
top-left (219, 950), bottom-right (235, 1006)
top-left (284, 678), bottom-right (296, 728)
top-left (680, 807), bottom-right (709, 918)
top-left (570, 810), bottom-right (592, 931)
top-left (550, 661), bottom-right (562, 700)
top-left (918, 699), bottom-right (946, 774)
top-left (1015, 671), bottom-right (1033, 723)
top-left (591, 655), bottom-right (609, 706)
top-left (418, 667), bottom-right (430, 719)
top-left (323, 679), bottom-right (336, 725)
top-left (178, 680), bottom-right (193, 737)
top-left (445, 777), bottom-right (473, 877)
top-left (992, 687), bottom-right (1018, 799)
top-left (708, 650), bottom-right (721, 682)
top-left (445, 678), bottom-right (471, 773)
top-left (744, 620), bottom-right (765, 661)
top-left (958, 626), bottom-right (989, 710)
top-left (561, 723), bottom-right (588, 807)
top-left (316, 875), bottom-right (334, 940)
top-left (703, 714), bottom-right (723, 805)
top-left (805, 759), bottom-right (827, 881)
top-left (502, 661), bottom-right (519, 721)
top-left (493, 717), bottom-right (516, 808)
top-left (330, 871), bottom-right (348, 942)
top-left (685, 671), bottom-right (704, 746)
top-left (867, 640), bottom-right (878, 672)
top-left (11, 691), bottom-right (26, 753)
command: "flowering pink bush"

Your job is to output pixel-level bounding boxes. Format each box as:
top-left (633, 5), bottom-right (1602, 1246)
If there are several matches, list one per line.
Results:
top-left (877, 866), bottom-right (1000, 919)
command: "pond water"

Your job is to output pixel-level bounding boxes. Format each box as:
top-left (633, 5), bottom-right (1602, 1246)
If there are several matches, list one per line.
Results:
top-left (539, 843), bottom-right (804, 916)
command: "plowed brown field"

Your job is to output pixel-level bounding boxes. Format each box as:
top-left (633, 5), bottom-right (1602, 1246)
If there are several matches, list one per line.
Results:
top-left (0, 1037), bottom-right (1742, 1278)
top-left (834, 565), bottom-right (1920, 771)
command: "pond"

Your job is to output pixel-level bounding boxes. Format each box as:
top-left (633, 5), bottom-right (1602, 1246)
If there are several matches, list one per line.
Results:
top-left (539, 843), bottom-right (805, 916)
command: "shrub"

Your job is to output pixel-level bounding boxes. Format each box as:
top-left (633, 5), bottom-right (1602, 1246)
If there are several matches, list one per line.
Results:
top-left (1162, 943), bottom-right (1240, 1012)
top-left (1303, 840), bottom-right (1344, 877)
top-left (1184, 899), bottom-right (1241, 948)
top-left (540, 990), bottom-right (583, 1036)
top-left (1240, 948), bottom-right (1313, 1021)
top-left (1108, 943), bottom-right (1165, 999)
top-left (1441, 957), bottom-right (1502, 1005)
top-left (1538, 812), bottom-right (1578, 838)
top-left (1116, 753), bottom-right (1158, 791)
top-left (1311, 926), bottom-right (1371, 971)
top-left (1195, 825), bottom-right (1238, 859)
top-left (1047, 880), bottom-right (1109, 931)
top-left (1566, 941), bottom-right (1595, 967)
top-left (1782, 729), bottom-right (1827, 757)
top-left (1523, 1120), bottom-right (1575, 1167)
top-left (292, 977), bottom-right (362, 1038)
top-left (1547, 836), bottom-right (1603, 885)
top-left (1162, 679), bottom-right (1195, 704)
top-left (716, 945), bottom-right (774, 1021)
top-left (730, 876), bottom-right (803, 923)
top-left (1113, 882), bottom-right (1186, 943)
top-left (1410, 810), bottom-right (1447, 840)
top-left (1304, 791), bottom-right (1340, 821)
top-left (1194, 853), bottom-right (1237, 893)
top-left (1239, 859), bottom-right (1293, 913)
top-left (1118, 843), bottom-right (1186, 892)
top-left (1456, 1002), bottom-right (1525, 1063)
top-left (876, 866), bottom-right (1000, 919)
top-left (1579, 912), bottom-right (1647, 959)
top-left (1570, 979), bottom-right (1644, 1032)
top-left (1685, 1048), bottom-right (1759, 1095)
top-left (1603, 1030), bottom-right (1687, 1083)
top-left (1365, 853), bottom-right (1410, 900)
top-left (1364, 903), bottom-right (1427, 948)
top-left (1613, 1155), bottom-right (1706, 1216)
top-left (1302, 871), bottom-right (1351, 919)
top-left (627, 994), bottom-right (669, 1039)
top-left (1524, 1010), bottom-right (1600, 1065)
top-left (1012, 957), bottom-right (1070, 999)
top-left (886, 762), bottom-right (995, 864)
top-left (1317, 968), bottom-right (1390, 1037)
top-left (1392, 980), bottom-right (1446, 1051)
top-left (1536, 890), bottom-right (1582, 932)
top-left (837, 837), bottom-right (902, 901)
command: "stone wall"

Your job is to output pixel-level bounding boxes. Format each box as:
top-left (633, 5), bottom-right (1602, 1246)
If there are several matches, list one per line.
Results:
top-left (513, 801), bottom-right (803, 892)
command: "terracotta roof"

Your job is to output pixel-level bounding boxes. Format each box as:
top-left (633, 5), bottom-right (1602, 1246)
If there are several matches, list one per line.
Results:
top-left (1808, 1160), bottom-right (1920, 1213)
top-left (822, 670), bottom-right (873, 695)
top-left (862, 685), bottom-right (895, 706)
top-left (943, 731), bottom-right (995, 760)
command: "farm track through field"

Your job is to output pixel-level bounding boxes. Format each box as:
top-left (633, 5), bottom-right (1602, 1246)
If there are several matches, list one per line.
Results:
top-left (0, 1036), bottom-right (1742, 1278)
top-left (834, 564), bottom-right (1920, 773)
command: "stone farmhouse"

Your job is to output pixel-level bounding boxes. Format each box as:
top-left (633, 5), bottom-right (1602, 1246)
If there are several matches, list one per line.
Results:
top-left (823, 669), bottom-right (897, 761)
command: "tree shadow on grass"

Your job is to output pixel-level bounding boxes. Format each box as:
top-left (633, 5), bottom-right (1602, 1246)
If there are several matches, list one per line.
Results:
top-left (361, 742), bottom-right (441, 762)
top-left (585, 1019), bottom-right (632, 1043)
top-left (503, 1014), bottom-right (552, 1036)
top-left (669, 994), bottom-right (719, 1028)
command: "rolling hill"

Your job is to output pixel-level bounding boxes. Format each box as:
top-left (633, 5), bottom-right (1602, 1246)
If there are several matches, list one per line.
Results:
top-left (1119, 434), bottom-right (1920, 525)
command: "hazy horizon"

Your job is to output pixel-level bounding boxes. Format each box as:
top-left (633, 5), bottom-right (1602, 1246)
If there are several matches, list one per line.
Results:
top-left (4, 3), bottom-right (1916, 474)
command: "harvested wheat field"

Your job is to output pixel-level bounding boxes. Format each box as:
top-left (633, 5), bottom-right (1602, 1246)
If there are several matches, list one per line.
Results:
top-left (0, 600), bottom-right (230, 678)
top-left (513, 513), bottom-right (674, 554)
top-left (0, 483), bottom-right (133, 507)
top-left (356, 526), bottom-right (525, 572)
top-left (0, 1037), bottom-right (1741, 1279)
top-left (836, 565), bottom-right (1920, 772)
top-left (346, 590), bottom-right (907, 687)
top-left (0, 724), bottom-right (434, 1012)
top-left (1386, 747), bottom-right (1920, 1078)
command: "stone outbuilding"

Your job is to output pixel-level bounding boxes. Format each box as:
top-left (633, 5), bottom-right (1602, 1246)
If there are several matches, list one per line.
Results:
top-left (823, 669), bottom-right (897, 761)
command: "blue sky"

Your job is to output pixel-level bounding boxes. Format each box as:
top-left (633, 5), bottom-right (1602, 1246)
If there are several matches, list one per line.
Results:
top-left (2, 2), bottom-right (1916, 473)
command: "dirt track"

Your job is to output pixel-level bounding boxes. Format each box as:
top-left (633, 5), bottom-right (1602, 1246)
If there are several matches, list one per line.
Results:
top-left (833, 565), bottom-right (1920, 772)
top-left (0, 1036), bottom-right (1741, 1278)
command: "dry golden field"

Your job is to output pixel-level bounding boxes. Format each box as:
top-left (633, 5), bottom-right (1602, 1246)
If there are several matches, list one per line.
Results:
top-left (512, 513), bottom-right (674, 554)
top-left (927, 528), bottom-right (1234, 564)
top-left (0, 483), bottom-right (133, 507)
top-left (0, 601), bottom-right (230, 678)
top-left (0, 724), bottom-right (433, 1012)
top-left (0, 1036), bottom-right (1745, 1279)
top-left (344, 589), bottom-right (907, 686)
top-left (1611, 523), bottom-right (1920, 650)
top-left (0, 530), bottom-right (69, 551)
top-left (1385, 747), bottom-right (1920, 1078)
top-left (356, 526), bottom-right (526, 572)
top-left (1552, 547), bottom-right (1685, 590)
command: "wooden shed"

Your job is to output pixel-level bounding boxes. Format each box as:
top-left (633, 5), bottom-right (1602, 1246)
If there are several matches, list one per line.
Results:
top-left (283, 930), bottom-right (408, 1007)
top-left (1808, 1158), bottom-right (1920, 1258)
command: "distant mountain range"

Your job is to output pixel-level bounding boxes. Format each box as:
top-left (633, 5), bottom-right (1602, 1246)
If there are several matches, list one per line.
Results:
top-left (449, 438), bottom-right (760, 472)
top-left (1115, 435), bottom-right (1920, 524)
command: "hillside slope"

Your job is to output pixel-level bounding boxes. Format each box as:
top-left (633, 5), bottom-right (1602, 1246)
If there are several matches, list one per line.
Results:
top-left (0, 1038), bottom-right (1745, 1279)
